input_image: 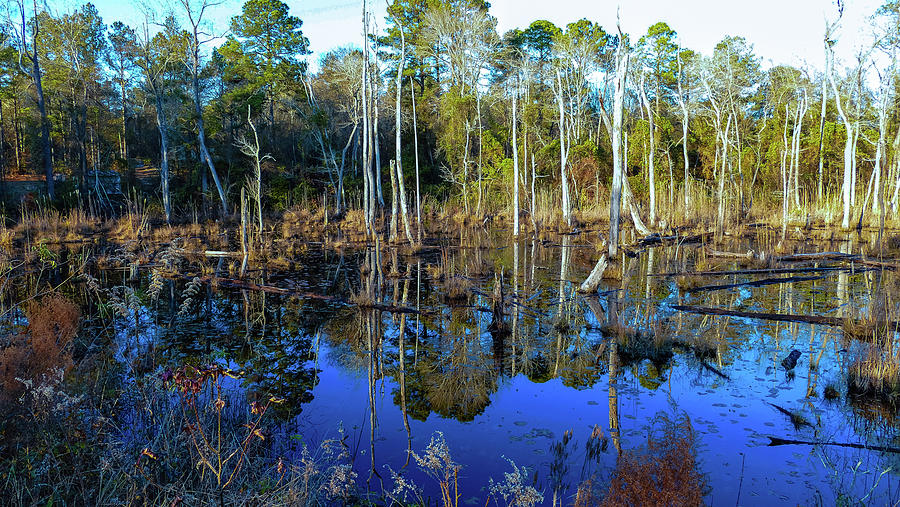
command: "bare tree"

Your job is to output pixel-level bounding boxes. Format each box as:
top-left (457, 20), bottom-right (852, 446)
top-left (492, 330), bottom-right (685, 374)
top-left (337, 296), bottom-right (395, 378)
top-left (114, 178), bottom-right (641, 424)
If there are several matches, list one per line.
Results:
top-left (638, 71), bottom-right (656, 225)
top-left (361, 2), bottom-right (374, 233)
top-left (235, 105), bottom-right (271, 237)
top-left (512, 77), bottom-right (520, 236)
top-left (395, 25), bottom-right (413, 243)
top-left (609, 29), bottom-right (628, 258)
top-left (816, 45), bottom-right (829, 204)
top-left (6, 0), bottom-right (53, 199)
top-left (555, 68), bottom-right (570, 227)
top-left (302, 73), bottom-right (357, 216)
top-left (133, 18), bottom-right (175, 222)
top-left (410, 75), bottom-right (422, 242)
top-left (701, 62), bottom-right (730, 236)
top-left (827, 25), bottom-right (855, 229)
top-left (675, 51), bottom-right (691, 219)
top-left (176, 0), bottom-right (229, 215)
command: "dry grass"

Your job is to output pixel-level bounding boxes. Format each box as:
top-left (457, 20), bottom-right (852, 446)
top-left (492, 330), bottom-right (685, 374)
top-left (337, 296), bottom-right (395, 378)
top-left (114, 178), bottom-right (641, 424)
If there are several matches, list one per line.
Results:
top-left (573, 478), bottom-right (598, 507)
top-left (444, 276), bottom-right (473, 304)
top-left (848, 348), bottom-right (900, 403)
top-left (604, 321), bottom-right (674, 366)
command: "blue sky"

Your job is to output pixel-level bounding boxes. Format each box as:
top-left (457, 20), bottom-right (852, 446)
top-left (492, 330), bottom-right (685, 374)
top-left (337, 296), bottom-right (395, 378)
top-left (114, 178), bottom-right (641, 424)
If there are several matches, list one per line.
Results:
top-left (79, 0), bottom-right (884, 72)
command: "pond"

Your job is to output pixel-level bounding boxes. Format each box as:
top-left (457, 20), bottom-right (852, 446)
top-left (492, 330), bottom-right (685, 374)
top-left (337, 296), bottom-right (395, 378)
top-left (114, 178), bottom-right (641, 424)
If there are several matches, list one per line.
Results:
top-left (21, 229), bottom-right (900, 505)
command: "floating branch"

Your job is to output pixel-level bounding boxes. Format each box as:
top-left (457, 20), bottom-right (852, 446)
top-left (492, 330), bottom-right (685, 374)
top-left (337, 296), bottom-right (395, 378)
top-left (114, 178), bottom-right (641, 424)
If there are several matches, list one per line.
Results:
top-left (767, 437), bottom-right (900, 454)
top-left (683, 274), bottom-right (829, 293)
top-left (672, 305), bottom-right (845, 327)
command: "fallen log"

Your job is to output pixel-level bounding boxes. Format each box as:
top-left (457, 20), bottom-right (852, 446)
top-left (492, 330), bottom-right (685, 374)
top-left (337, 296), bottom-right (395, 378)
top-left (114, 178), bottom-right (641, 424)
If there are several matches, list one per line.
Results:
top-left (673, 304), bottom-right (900, 333)
top-left (633, 231), bottom-right (712, 247)
top-left (767, 437), bottom-right (900, 454)
top-left (358, 303), bottom-right (421, 314)
top-left (650, 265), bottom-right (850, 277)
top-left (776, 252), bottom-right (860, 262)
top-left (700, 360), bottom-right (730, 380)
top-left (683, 274), bottom-right (827, 293)
top-left (672, 305), bottom-right (845, 327)
top-left (182, 250), bottom-right (242, 258)
top-left (210, 277), bottom-right (337, 300)
top-left (705, 248), bottom-right (761, 260)
top-left (767, 402), bottom-right (813, 428)
top-left (578, 255), bottom-right (608, 294)
top-left (163, 274), bottom-right (342, 302)
top-left (854, 258), bottom-right (900, 271)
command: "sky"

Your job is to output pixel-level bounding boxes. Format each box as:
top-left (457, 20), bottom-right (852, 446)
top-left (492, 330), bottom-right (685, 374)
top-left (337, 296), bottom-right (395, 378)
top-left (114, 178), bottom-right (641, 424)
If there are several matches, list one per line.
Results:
top-left (78, 0), bottom-right (886, 72)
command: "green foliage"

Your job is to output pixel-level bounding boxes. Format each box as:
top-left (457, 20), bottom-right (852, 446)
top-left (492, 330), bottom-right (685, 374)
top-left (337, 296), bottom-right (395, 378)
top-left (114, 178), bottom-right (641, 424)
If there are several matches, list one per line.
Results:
top-left (229, 0), bottom-right (310, 87)
top-left (637, 22), bottom-right (679, 101)
top-left (267, 172), bottom-right (315, 212)
top-left (521, 20), bottom-right (561, 62)
top-left (1, 0), bottom-right (898, 227)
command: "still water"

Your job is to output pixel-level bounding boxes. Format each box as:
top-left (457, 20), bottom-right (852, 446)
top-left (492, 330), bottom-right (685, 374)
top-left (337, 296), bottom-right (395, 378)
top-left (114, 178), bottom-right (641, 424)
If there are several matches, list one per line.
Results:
top-left (101, 232), bottom-right (899, 505)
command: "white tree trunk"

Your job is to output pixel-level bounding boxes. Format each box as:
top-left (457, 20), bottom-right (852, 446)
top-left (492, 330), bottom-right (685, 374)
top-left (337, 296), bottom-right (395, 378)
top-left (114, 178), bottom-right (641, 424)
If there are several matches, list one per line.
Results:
top-left (512, 88), bottom-right (520, 236)
top-left (556, 69), bottom-right (570, 226)
top-left (410, 76), bottom-right (422, 242)
top-left (609, 45), bottom-right (628, 258)
top-left (828, 48), bottom-right (854, 229)
top-left (395, 29), bottom-right (413, 243)
top-left (639, 73), bottom-right (656, 225)
top-left (677, 52), bottom-right (690, 218)
top-left (155, 93), bottom-right (171, 223)
top-left (781, 105), bottom-right (790, 239)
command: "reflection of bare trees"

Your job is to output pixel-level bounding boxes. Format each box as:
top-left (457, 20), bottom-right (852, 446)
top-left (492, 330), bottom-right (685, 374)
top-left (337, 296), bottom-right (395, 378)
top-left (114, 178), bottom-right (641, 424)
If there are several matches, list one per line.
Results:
top-left (607, 291), bottom-right (622, 455)
top-left (397, 264), bottom-right (412, 467)
top-left (429, 334), bottom-right (496, 422)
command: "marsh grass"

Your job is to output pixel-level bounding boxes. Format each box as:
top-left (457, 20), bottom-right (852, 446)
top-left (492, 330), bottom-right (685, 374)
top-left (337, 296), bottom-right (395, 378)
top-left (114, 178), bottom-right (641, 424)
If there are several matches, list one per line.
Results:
top-left (846, 275), bottom-right (900, 405)
top-left (602, 322), bottom-right (674, 367)
top-left (824, 384), bottom-right (841, 400)
top-left (444, 276), bottom-right (473, 304)
top-left (848, 348), bottom-right (900, 403)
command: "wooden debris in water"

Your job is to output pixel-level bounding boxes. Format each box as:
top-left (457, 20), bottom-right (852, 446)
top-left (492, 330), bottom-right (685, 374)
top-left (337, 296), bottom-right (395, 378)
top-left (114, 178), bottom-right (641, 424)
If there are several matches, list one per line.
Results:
top-left (578, 255), bottom-right (608, 294)
top-left (683, 274), bottom-right (828, 293)
top-left (672, 305), bottom-right (845, 327)
top-left (766, 402), bottom-right (813, 428)
top-left (767, 437), bottom-right (900, 454)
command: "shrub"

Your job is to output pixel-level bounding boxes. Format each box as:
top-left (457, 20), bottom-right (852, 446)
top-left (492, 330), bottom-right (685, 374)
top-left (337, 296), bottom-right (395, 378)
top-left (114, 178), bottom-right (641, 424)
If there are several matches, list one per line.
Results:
top-left (0, 294), bottom-right (80, 405)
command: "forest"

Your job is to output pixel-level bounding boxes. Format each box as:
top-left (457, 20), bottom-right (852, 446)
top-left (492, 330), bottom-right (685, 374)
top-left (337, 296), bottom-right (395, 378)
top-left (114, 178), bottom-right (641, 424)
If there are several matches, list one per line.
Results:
top-left (2, 0), bottom-right (900, 505)
top-left (0, 0), bottom-right (897, 238)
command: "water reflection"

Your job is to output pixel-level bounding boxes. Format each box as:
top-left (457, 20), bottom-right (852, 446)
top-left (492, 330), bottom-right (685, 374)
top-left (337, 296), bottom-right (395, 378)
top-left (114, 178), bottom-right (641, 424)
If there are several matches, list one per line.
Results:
top-left (50, 233), bottom-right (900, 504)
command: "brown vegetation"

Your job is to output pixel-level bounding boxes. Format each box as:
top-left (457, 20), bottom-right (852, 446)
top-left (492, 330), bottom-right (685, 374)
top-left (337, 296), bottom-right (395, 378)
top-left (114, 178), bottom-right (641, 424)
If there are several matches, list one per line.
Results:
top-left (0, 294), bottom-right (80, 403)
top-left (597, 415), bottom-right (706, 507)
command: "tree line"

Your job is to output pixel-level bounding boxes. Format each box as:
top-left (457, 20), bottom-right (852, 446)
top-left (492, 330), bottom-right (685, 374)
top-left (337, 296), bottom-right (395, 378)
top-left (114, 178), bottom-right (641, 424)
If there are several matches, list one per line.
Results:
top-left (1, 0), bottom-right (899, 243)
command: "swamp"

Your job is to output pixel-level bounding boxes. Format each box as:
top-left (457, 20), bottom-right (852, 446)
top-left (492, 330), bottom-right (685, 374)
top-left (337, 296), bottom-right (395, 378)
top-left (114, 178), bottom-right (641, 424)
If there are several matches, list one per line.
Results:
top-left (3, 0), bottom-right (900, 504)
top-left (2, 219), bottom-right (900, 505)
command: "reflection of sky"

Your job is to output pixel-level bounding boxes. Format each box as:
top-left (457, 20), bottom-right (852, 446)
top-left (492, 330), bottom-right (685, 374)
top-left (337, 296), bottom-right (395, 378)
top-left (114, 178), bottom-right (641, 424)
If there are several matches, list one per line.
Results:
top-left (105, 241), bottom-right (900, 505)
top-left (302, 321), bottom-right (893, 504)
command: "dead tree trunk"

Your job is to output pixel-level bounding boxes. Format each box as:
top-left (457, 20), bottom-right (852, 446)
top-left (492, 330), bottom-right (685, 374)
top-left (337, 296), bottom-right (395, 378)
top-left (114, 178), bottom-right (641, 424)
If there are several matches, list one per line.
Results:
top-left (556, 69), bottom-right (570, 226)
top-left (512, 84), bottom-right (520, 236)
top-left (639, 73), bottom-right (656, 225)
top-left (395, 29), bottom-right (413, 243)
top-left (609, 41), bottom-right (629, 259)
top-left (410, 76), bottom-right (422, 243)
